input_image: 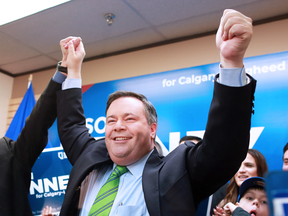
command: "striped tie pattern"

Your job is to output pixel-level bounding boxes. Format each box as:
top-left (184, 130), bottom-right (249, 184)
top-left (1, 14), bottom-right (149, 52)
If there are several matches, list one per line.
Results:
top-left (88, 165), bottom-right (128, 216)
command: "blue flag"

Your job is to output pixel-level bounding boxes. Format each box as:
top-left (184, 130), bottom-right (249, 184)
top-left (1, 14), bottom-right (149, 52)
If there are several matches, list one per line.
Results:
top-left (5, 83), bottom-right (36, 141)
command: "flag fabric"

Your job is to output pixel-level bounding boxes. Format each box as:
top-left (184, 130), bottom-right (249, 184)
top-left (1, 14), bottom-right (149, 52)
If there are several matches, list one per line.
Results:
top-left (5, 83), bottom-right (36, 141)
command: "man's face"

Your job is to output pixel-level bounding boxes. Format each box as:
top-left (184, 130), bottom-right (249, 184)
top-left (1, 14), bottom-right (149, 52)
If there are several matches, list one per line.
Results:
top-left (238, 189), bottom-right (269, 216)
top-left (105, 97), bottom-right (157, 166)
top-left (283, 150), bottom-right (288, 171)
top-left (235, 153), bottom-right (258, 187)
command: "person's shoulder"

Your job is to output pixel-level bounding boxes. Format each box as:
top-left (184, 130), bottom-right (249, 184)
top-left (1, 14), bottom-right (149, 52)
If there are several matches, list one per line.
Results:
top-left (85, 137), bottom-right (107, 151)
top-left (216, 183), bottom-right (228, 195)
top-left (0, 136), bottom-right (15, 155)
top-left (163, 142), bottom-right (196, 162)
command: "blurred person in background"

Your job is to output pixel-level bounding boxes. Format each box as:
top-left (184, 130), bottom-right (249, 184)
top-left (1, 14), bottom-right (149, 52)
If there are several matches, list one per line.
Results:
top-left (283, 143), bottom-right (288, 171)
top-left (179, 135), bottom-right (202, 145)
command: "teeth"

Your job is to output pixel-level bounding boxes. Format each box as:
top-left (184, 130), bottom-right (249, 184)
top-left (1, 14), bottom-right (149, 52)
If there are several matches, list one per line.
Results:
top-left (115, 137), bottom-right (129, 140)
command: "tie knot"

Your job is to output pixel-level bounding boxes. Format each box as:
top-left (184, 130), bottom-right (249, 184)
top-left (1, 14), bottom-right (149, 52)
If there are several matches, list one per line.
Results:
top-left (113, 165), bottom-right (128, 177)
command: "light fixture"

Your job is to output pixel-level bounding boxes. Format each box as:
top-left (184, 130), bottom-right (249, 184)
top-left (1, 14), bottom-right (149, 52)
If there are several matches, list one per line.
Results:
top-left (0, 0), bottom-right (71, 26)
top-left (104, 13), bottom-right (115, 26)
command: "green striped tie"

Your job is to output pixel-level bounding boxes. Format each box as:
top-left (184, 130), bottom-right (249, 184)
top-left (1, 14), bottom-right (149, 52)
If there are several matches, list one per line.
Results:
top-left (88, 165), bottom-right (128, 216)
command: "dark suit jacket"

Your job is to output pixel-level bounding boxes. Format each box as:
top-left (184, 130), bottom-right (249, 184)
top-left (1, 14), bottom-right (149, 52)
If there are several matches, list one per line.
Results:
top-left (232, 207), bottom-right (251, 216)
top-left (210, 183), bottom-right (228, 215)
top-left (57, 74), bottom-right (256, 216)
top-left (0, 80), bottom-right (61, 216)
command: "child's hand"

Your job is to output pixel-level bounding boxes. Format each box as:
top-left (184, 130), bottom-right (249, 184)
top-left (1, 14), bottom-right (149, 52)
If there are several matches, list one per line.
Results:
top-left (213, 206), bottom-right (227, 216)
top-left (223, 202), bottom-right (237, 215)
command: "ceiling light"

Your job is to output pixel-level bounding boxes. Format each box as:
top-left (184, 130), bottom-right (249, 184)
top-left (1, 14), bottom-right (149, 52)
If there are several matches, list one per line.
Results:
top-left (104, 13), bottom-right (115, 26)
top-left (0, 0), bottom-right (71, 26)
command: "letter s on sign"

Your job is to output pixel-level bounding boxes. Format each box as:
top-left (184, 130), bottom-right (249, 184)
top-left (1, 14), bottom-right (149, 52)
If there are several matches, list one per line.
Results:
top-left (86, 118), bottom-right (94, 134)
top-left (95, 117), bottom-right (106, 134)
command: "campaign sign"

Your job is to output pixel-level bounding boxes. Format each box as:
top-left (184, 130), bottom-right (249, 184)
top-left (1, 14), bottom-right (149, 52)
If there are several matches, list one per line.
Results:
top-left (244, 51), bottom-right (288, 171)
top-left (266, 171), bottom-right (288, 216)
top-left (29, 51), bottom-right (288, 215)
top-left (29, 121), bottom-right (72, 216)
top-left (83, 50), bottom-right (288, 171)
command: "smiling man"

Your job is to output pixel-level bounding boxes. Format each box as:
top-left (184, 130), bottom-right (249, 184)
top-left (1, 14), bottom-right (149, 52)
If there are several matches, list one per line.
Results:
top-left (105, 93), bottom-right (157, 166)
top-left (57, 9), bottom-right (256, 216)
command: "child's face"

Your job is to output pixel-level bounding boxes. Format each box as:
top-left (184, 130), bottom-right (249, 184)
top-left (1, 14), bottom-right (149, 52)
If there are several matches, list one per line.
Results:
top-left (238, 188), bottom-right (269, 216)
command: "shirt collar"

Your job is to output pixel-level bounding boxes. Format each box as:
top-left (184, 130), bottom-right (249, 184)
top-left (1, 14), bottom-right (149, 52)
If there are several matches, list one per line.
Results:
top-left (113, 149), bottom-right (154, 179)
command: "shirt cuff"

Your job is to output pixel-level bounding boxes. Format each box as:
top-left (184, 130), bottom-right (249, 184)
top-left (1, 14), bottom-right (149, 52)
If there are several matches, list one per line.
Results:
top-left (52, 71), bottom-right (67, 84)
top-left (62, 78), bottom-right (82, 90)
top-left (218, 66), bottom-right (250, 87)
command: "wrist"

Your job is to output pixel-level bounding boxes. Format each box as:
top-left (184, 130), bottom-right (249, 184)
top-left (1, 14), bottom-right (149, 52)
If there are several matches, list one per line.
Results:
top-left (220, 60), bottom-right (244, 69)
top-left (67, 68), bottom-right (81, 79)
top-left (57, 61), bottom-right (67, 74)
top-left (220, 56), bottom-right (244, 68)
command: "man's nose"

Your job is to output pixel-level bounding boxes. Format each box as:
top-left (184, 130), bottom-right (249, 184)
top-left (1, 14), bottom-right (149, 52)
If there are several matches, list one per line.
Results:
top-left (114, 120), bottom-right (126, 131)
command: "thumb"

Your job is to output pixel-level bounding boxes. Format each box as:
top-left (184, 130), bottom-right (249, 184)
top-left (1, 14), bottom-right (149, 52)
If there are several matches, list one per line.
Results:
top-left (68, 40), bottom-right (75, 56)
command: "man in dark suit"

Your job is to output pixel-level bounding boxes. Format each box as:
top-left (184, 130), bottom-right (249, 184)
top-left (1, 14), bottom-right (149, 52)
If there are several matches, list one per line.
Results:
top-left (0, 48), bottom-right (71, 215)
top-left (0, 78), bottom-right (62, 216)
top-left (57, 9), bottom-right (255, 216)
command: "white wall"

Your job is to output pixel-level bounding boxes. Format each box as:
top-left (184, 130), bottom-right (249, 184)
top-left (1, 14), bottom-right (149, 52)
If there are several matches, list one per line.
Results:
top-left (0, 73), bottom-right (13, 137)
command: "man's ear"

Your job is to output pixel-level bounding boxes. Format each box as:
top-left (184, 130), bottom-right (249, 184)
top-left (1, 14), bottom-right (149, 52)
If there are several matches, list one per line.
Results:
top-left (150, 123), bottom-right (157, 139)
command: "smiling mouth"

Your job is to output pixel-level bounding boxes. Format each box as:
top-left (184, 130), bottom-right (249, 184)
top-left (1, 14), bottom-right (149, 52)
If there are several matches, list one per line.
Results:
top-left (114, 137), bottom-right (130, 141)
top-left (238, 175), bottom-right (248, 180)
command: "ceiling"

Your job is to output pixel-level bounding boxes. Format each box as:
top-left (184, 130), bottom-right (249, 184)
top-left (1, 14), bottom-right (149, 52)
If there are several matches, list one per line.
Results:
top-left (1, 0), bottom-right (288, 77)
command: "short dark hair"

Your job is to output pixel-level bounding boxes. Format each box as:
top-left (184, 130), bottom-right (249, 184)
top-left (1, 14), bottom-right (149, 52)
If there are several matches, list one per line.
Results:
top-left (179, 135), bottom-right (202, 144)
top-left (283, 143), bottom-right (288, 155)
top-left (106, 90), bottom-right (157, 125)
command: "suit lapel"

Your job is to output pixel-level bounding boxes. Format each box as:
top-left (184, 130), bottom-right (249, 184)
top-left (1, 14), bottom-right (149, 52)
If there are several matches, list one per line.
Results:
top-left (64, 141), bottom-right (112, 215)
top-left (142, 149), bottom-right (165, 216)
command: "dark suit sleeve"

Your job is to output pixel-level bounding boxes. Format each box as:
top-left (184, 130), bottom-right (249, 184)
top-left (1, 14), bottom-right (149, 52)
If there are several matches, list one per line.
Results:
top-left (13, 79), bottom-right (61, 168)
top-left (187, 74), bottom-right (256, 204)
top-left (232, 207), bottom-right (251, 216)
top-left (210, 183), bottom-right (228, 214)
top-left (56, 88), bottom-right (97, 165)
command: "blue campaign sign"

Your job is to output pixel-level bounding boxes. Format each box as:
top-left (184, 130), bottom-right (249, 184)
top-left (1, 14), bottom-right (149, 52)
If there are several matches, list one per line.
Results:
top-left (244, 51), bottom-right (288, 171)
top-left (29, 145), bottom-right (72, 215)
top-left (29, 51), bottom-right (288, 215)
top-left (266, 171), bottom-right (288, 216)
top-left (83, 50), bottom-right (288, 171)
